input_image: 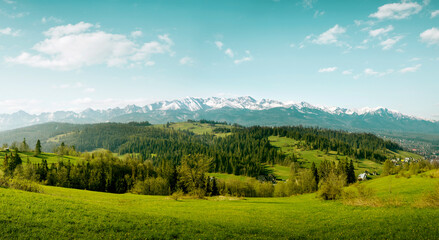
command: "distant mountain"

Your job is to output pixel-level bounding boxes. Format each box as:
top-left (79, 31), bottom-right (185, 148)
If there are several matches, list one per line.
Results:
top-left (0, 96), bottom-right (438, 135)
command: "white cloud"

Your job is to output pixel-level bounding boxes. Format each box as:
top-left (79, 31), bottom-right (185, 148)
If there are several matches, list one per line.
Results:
top-left (0, 9), bottom-right (28, 19)
top-left (234, 50), bottom-right (252, 64)
top-left (420, 28), bottom-right (439, 46)
top-left (5, 22), bottom-right (174, 70)
top-left (44, 22), bottom-right (94, 38)
top-left (302, 0), bottom-right (317, 8)
top-left (312, 24), bottom-right (346, 46)
top-left (314, 10), bottom-right (324, 18)
top-left (84, 88), bottom-right (96, 93)
top-left (364, 68), bottom-right (379, 75)
top-left (400, 64), bottom-right (421, 73)
top-left (432, 10), bottom-right (439, 18)
top-left (318, 67), bottom-right (337, 73)
top-left (131, 30), bottom-right (142, 38)
top-left (410, 57), bottom-right (421, 61)
top-left (369, 25), bottom-right (394, 37)
top-left (41, 16), bottom-right (63, 24)
top-left (364, 68), bottom-right (394, 76)
top-left (380, 36), bottom-right (403, 50)
top-left (342, 70), bottom-right (353, 75)
top-left (52, 82), bottom-right (86, 90)
top-left (369, 2), bottom-right (422, 20)
top-left (3, 0), bottom-right (15, 4)
top-left (214, 41), bottom-right (223, 50)
top-left (225, 48), bottom-right (234, 58)
top-left (179, 56), bottom-right (194, 65)
top-left (145, 61), bottom-right (155, 66)
top-left (158, 34), bottom-right (173, 46)
top-left (0, 27), bottom-right (20, 36)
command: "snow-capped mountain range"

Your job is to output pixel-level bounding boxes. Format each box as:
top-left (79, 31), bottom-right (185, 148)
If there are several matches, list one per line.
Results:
top-left (0, 96), bottom-right (437, 134)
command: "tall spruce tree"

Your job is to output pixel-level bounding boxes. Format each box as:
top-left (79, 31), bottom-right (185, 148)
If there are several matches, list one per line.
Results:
top-left (311, 162), bottom-right (319, 186)
top-left (347, 160), bottom-right (356, 184)
top-left (35, 139), bottom-right (42, 155)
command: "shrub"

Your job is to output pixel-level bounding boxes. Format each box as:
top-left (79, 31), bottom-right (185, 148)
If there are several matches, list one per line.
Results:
top-left (274, 182), bottom-right (288, 197)
top-left (0, 174), bottom-right (43, 193)
top-left (170, 189), bottom-right (184, 201)
top-left (189, 188), bottom-right (207, 199)
top-left (318, 172), bottom-right (345, 200)
top-left (131, 177), bottom-right (170, 195)
top-left (255, 182), bottom-right (274, 197)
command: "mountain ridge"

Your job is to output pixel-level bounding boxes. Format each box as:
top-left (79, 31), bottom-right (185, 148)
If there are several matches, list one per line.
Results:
top-left (0, 96), bottom-right (437, 133)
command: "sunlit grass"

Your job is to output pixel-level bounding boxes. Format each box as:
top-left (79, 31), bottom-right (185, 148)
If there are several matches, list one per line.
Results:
top-left (1, 175), bottom-right (439, 239)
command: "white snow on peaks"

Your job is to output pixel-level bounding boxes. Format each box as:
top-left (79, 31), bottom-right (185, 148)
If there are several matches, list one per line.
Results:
top-left (130, 96), bottom-right (424, 121)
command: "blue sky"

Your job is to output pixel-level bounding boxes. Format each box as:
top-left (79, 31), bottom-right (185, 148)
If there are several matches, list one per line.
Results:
top-left (0, 0), bottom-right (438, 119)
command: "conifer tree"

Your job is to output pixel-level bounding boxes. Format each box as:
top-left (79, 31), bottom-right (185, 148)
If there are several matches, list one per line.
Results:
top-left (35, 139), bottom-right (42, 155)
top-left (311, 162), bottom-right (319, 186)
top-left (347, 160), bottom-right (356, 184)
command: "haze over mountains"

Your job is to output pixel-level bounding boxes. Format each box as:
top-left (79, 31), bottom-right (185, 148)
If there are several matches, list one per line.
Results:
top-left (0, 96), bottom-right (438, 135)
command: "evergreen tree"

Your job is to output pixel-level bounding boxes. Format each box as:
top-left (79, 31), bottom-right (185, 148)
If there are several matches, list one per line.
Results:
top-left (311, 162), bottom-right (319, 186)
top-left (347, 160), bottom-right (356, 184)
top-left (20, 138), bottom-right (30, 152)
top-left (8, 149), bottom-right (22, 173)
top-left (35, 139), bottom-right (42, 155)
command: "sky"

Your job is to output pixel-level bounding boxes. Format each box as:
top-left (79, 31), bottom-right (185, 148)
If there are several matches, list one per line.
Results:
top-left (0, 0), bottom-right (438, 120)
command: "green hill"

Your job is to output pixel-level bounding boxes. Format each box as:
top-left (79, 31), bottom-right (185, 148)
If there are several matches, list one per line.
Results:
top-left (268, 136), bottom-right (424, 178)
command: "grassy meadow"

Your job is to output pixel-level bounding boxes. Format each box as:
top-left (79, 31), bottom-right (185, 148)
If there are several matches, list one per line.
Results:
top-left (1, 171), bottom-right (439, 239)
top-left (268, 136), bottom-right (423, 177)
top-left (0, 151), bottom-right (82, 166)
top-left (163, 121), bottom-right (234, 137)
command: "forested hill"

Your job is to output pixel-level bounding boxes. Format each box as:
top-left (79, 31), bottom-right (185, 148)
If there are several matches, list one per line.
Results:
top-left (0, 121), bottom-right (402, 178)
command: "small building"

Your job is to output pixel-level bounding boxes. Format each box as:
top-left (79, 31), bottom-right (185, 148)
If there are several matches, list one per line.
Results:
top-left (358, 173), bottom-right (367, 181)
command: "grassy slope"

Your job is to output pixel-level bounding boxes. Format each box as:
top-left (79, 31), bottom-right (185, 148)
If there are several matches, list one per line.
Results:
top-left (268, 136), bottom-right (423, 178)
top-left (1, 173), bottom-right (439, 239)
top-left (164, 121), bottom-right (234, 137)
top-left (0, 151), bottom-right (82, 166)
top-left (208, 172), bottom-right (253, 181)
top-left (359, 171), bottom-right (439, 202)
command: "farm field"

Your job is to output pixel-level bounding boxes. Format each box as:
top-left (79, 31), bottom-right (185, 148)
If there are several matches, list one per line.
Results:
top-left (1, 172), bottom-right (438, 239)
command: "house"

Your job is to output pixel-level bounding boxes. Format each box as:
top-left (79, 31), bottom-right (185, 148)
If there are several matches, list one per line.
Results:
top-left (358, 173), bottom-right (367, 181)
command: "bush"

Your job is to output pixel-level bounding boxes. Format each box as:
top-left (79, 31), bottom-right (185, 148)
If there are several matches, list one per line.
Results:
top-left (170, 189), bottom-right (184, 201)
top-left (274, 182), bottom-right (288, 197)
top-left (0, 174), bottom-right (43, 193)
top-left (318, 172), bottom-right (345, 200)
top-left (255, 182), bottom-right (274, 197)
top-left (189, 188), bottom-right (207, 199)
top-left (131, 177), bottom-right (170, 195)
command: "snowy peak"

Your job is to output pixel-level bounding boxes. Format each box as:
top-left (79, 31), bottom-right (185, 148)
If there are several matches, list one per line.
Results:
top-left (133, 96), bottom-right (419, 120)
top-left (0, 96), bottom-right (434, 132)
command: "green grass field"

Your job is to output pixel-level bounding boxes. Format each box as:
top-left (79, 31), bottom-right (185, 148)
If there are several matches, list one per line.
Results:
top-left (0, 151), bottom-right (82, 166)
top-left (163, 121), bottom-right (234, 137)
top-left (208, 172), bottom-right (253, 181)
top-left (268, 136), bottom-right (423, 178)
top-left (1, 172), bottom-right (438, 239)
